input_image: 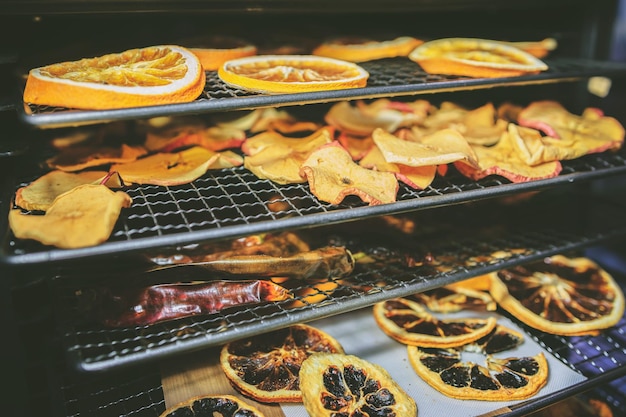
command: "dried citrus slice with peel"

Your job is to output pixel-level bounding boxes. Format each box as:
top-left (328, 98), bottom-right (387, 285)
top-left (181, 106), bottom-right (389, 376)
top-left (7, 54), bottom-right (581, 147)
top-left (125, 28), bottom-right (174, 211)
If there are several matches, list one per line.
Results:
top-left (407, 325), bottom-right (549, 401)
top-left (373, 295), bottom-right (498, 347)
top-left (300, 353), bottom-right (417, 417)
top-left (488, 255), bottom-right (625, 335)
top-left (409, 38), bottom-right (548, 78)
top-left (159, 394), bottom-right (266, 417)
top-left (184, 35), bottom-right (257, 70)
top-left (220, 323), bottom-right (344, 403)
top-left (23, 45), bottom-right (205, 110)
top-left (218, 55), bottom-right (369, 94)
top-left (313, 36), bottom-right (424, 62)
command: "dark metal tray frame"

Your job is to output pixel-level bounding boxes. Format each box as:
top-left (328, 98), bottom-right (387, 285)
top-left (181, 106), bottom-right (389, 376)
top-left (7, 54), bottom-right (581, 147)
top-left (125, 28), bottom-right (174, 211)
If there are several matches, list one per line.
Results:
top-left (17, 58), bottom-right (626, 129)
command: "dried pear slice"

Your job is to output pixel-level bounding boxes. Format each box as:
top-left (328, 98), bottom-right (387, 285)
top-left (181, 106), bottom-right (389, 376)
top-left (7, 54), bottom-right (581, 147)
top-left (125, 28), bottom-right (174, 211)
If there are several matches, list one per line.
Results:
top-left (159, 394), bottom-right (265, 417)
top-left (373, 295), bottom-right (498, 348)
top-left (488, 255), bottom-right (625, 335)
top-left (220, 324), bottom-right (344, 403)
top-left (409, 38), bottom-right (548, 78)
top-left (407, 325), bottom-right (549, 401)
top-left (300, 353), bottom-right (417, 417)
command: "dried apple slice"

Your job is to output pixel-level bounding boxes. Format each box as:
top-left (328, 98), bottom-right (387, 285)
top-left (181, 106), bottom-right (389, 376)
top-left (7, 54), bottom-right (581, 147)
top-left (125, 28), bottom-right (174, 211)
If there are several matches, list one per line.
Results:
top-left (46, 144), bottom-right (148, 172)
top-left (15, 170), bottom-right (122, 212)
top-left (299, 141), bottom-right (399, 205)
top-left (144, 120), bottom-right (246, 152)
top-left (373, 127), bottom-right (479, 168)
top-left (325, 99), bottom-right (432, 136)
top-left (111, 146), bottom-right (239, 186)
top-left (337, 132), bottom-right (375, 160)
top-left (454, 125), bottom-right (562, 183)
top-left (360, 144), bottom-right (437, 189)
top-left (517, 100), bottom-right (625, 154)
top-left (243, 128), bottom-right (333, 184)
top-left (9, 184), bottom-right (131, 249)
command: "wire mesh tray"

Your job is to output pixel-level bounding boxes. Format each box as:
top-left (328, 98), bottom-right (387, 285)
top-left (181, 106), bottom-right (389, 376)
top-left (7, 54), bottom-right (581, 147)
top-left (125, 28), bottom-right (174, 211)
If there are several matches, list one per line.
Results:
top-left (48, 190), bottom-right (626, 374)
top-left (17, 57), bottom-right (626, 129)
top-left (51, 271), bottom-right (626, 417)
top-left (3, 146), bottom-right (626, 267)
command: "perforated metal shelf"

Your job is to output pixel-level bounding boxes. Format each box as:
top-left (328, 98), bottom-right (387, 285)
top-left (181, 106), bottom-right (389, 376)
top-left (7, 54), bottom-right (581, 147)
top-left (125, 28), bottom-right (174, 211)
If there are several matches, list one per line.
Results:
top-left (17, 57), bottom-right (626, 129)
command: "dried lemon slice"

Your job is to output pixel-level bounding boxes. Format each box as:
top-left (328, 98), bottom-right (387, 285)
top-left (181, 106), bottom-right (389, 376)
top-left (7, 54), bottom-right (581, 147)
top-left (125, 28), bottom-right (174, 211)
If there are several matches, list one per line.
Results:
top-left (23, 45), bottom-right (206, 110)
top-left (373, 295), bottom-right (498, 348)
top-left (313, 36), bottom-right (424, 62)
top-left (220, 323), bottom-right (344, 403)
top-left (409, 38), bottom-right (548, 78)
top-left (407, 325), bottom-right (549, 401)
top-left (159, 394), bottom-right (265, 417)
top-left (218, 55), bottom-right (369, 94)
top-left (300, 353), bottom-right (417, 417)
top-left (488, 255), bottom-right (625, 335)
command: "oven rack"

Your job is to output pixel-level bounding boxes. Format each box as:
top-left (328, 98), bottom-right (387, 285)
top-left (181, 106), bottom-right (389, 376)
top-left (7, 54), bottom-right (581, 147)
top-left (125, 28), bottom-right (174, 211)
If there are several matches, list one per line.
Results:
top-left (46, 188), bottom-right (626, 374)
top-left (49, 271), bottom-right (626, 417)
top-left (17, 57), bottom-right (626, 129)
top-left (3, 146), bottom-right (626, 267)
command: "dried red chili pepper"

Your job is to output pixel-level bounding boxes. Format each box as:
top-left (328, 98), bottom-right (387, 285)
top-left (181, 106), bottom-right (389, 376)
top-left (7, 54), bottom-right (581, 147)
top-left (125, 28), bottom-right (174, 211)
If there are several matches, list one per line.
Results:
top-left (79, 280), bottom-right (291, 328)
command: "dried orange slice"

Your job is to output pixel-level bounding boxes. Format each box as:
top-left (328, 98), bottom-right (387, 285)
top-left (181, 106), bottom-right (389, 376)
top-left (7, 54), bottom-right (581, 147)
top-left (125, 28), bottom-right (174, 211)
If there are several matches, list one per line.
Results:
top-left (159, 394), bottom-right (265, 417)
top-left (409, 38), bottom-right (548, 78)
top-left (313, 36), bottom-right (424, 62)
top-left (23, 45), bottom-right (205, 110)
top-left (488, 255), bottom-right (625, 335)
top-left (407, 325), bottom-right (548, 401)
top-left (183, 35), bottom-right (257, 70)
top-left (412, 285), bottom-right (497, 313)
top-left (220, 323), bottom-right (344, 403)
top-left (300, 353), bottom-right (417, 417)
top-left (218, 55), bottom-right (369, 94)
top-left (373, 295), bottom-right (498, 348)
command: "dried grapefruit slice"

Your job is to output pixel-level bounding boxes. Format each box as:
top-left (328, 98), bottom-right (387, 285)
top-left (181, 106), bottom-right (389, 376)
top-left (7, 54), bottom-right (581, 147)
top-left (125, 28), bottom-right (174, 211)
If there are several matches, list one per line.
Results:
top-left (373, 295), bottom-right (498, 348)
top-left (159, 394), bottom-right (266, 417)
top-left (409, 38), bottom-right (548, 78)
top-left (313, 36), bottom-right (424, 62)
top-left (407, 325), bottom-right (549, 401)
top-left (488, 255), bottom-right (625, 335)
top-left (220, 323), bottom-right (344, 403)
top-left (23, 45), bottom-right (205, 110)
top-left (218, 55), bottom-right (369, 94)
top-left (300, 353), bottom-right (417, 417)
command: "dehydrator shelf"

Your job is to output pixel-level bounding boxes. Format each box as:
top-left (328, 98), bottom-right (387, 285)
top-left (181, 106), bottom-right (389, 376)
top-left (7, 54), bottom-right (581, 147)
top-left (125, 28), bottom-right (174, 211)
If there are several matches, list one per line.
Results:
top-left (17, 57), bottom-right (626, 129)
top-left (3, 146), bottom-right (626, 267)
top-left (49, 189), bottom-right (626, 374)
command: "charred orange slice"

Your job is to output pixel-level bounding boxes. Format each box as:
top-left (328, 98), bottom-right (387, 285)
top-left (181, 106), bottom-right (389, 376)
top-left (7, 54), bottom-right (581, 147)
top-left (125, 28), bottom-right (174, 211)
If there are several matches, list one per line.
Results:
top-left (23, 45), bottom-right (206, 110)
top-left (220, 323), bottom-right (344, 403)
top-left (218, 55), bottom-right (369, 94)
top-left (488, 255), bottom-right (625, 335)
top-left (313, 36), bottom-right (424, 62)
top-left (159, 394), bottom-right (266, 417)
top-left (183, 35), bottom-right (257, 70)
top-left (407, 325), bottom-right (549, 401)
top-left (412, 285), bottom-right (497, 313)
top-left (373, 295), bottom-right (498, 348)
top-left (409, 38), bottom-right (548, 78)
top-left (300, 353), bottom-right (417, 417)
